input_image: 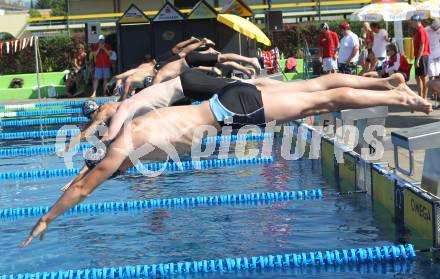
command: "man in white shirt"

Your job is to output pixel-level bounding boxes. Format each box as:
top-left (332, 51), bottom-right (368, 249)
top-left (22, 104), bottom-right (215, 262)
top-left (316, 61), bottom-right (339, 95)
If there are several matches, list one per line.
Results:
top-left (425, 19), bottom-right (440, 79)
top-left (370, 22), bottom-right (389, 64)
top-left (337, 22), bottom-right (360, 75)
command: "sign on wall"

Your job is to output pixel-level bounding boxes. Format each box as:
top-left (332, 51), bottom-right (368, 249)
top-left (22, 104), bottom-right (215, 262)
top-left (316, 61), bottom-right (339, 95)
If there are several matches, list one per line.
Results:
top-left (187, 0), bottom-right (217, 20)
top-left (153, 1), bottom-right (185, 22)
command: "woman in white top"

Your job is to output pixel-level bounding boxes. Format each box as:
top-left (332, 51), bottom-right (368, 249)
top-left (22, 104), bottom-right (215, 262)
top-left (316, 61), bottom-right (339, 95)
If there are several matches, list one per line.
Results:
top-left (370, 22), bottom-right (389, 64)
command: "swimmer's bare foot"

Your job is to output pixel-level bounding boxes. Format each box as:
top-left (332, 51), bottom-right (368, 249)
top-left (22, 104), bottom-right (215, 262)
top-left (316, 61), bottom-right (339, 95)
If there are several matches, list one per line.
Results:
top-left (250, 57), bottom-right (261, 75)
top-left (385, 73), bottom-right (405, 89)
top-left (395, 84), bottom-right (432, 114)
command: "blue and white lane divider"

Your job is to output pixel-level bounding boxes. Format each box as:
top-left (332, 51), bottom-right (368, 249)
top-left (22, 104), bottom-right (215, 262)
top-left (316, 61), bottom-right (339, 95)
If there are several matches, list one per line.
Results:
top-left (0, 129), bottom-right (79, 140)
top-left (0, 133), bottom-right (273, 157)
top-left (0, 157), bottom-right (273, 180)
top-left (0, 189), bottom-right (322, 219)
top-left (0, 108), bottom-right (81, 118)
top-left (0, 244), bottom-right (415, 279)
top-left (0, 116), bottom-right (88, 127)
top-left (0, 99), bottom-right (115, 111)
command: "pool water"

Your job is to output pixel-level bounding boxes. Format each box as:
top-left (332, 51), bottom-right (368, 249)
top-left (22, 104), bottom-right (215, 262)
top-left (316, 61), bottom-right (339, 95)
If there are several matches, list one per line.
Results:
top-left (0, 133), bottom-right (440, 278)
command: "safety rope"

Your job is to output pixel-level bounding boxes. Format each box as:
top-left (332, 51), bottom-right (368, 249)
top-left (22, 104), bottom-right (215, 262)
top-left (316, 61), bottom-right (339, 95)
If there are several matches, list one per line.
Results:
top-left (0, 99), bottom-right (115, 111)
top-left (0, 157), bottom-right (273, 180)
top-left (0, 108), bottom-right (82, 118)
top-left (0, 117), bottom-right (88, 127)
top-left (0, 133), bottom-right (272, 156)
top-left (0, 244), bottom-right (415, 279)
top-left (0, 189), bottom-right (321, 219)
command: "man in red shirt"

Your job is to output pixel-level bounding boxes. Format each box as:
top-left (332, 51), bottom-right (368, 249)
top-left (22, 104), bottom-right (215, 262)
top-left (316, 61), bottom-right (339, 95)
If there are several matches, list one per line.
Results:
top-left (91, 34), bottom-right (112, 97)
top-left (318, 23), bottom-right (337, 74)
top-left (411, 15), bottom-right (431, 99)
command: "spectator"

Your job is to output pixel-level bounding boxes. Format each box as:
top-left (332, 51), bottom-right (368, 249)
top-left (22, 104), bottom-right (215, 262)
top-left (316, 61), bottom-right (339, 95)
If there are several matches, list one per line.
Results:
top-left (370, 22), bottom-right (389, 65)
top-left (411, 14), bottom-right (431, 99)
top-left (337, 22), bottom-right (360, 75)
top-left (64, 70), bottom-right (82, 98)
top-left (318, 23), bottom-right (337, 74)
top-left (91, 34), bottom-right (112, 97)
top-left (362, 22), bottom-right (374, 50)
top-left (360, 22), bottom-right (374, 73)
top-left (362, 51), bottom-right (380, 76)
top-left (110, 50), bottom-right (117, 75)
top-left (426, 19), bottom-right (440, 80)
top-left (329, 25), bottom-right (339, 53)
top-left (383, 44), bottom-right (411, 81)
top-left (73, 43), bottom-right (87, 87)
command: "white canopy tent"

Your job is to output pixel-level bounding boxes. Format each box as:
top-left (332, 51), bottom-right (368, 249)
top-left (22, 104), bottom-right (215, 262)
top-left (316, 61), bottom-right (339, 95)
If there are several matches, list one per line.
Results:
top-left (350, 2), bottom-right (415, 53)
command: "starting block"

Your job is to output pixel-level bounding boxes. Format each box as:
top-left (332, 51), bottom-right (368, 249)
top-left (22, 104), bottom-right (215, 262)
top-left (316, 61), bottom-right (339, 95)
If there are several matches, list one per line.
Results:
top-left (333, 106), bottom-right (388, 151)
top-left (391, 122), bottom-right (440, 196)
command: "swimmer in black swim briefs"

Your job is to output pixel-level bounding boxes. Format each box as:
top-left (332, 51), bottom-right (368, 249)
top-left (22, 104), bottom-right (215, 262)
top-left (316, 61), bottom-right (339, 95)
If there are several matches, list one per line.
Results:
top-left (21, 72), bottom-right (433, 248)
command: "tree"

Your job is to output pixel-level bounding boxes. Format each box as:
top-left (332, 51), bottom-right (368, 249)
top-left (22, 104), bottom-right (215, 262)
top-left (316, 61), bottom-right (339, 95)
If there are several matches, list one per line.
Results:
top-left (35, 0), bottom-right (66, 16)
top-left (28, 8), bottom-right (42, 18)
top-left (35, 0), bottom-right (51, 9)
top-left (50, 0), bottom-right (67, 16)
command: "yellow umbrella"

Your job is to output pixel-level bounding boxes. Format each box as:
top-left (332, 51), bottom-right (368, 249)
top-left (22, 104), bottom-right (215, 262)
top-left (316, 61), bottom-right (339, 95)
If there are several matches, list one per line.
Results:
top-left (217, 13), bottom-right (271, 46)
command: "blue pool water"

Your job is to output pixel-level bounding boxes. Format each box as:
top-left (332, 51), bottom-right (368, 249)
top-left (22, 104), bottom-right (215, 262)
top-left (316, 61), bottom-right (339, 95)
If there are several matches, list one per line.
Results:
top-left (0, 132), bottom-right (439, 278)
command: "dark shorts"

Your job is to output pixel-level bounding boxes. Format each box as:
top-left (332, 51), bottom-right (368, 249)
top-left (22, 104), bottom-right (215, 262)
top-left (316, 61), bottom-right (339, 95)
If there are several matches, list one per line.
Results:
top-left (415, 56), bottom-right (429, 77)
top-left (208, 82), bottom-right (265, 127)
top-left (338, 63), bottom-right (357, 75)
top-left (156, 50), bottom-right (175, 63)
top-left (155, 53), bottom-right (181, 71)
top-left (184, 52), bottom-right (219, 68)
top-left (180, 69), bottom-right (235, 101)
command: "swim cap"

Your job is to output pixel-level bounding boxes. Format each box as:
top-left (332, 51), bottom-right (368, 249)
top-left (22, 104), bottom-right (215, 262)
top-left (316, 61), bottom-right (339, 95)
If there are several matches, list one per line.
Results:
top-left (84, 140), bottom-right (120, 178)
top-left (82, 100), bottom-right (99, 118)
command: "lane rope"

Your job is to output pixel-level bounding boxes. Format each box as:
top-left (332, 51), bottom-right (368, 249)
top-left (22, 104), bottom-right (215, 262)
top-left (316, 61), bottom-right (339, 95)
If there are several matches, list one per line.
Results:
top-left (0, 133), bottom-right (273, 157)
top-left (0, 244), bottom-right (415, 278)
top-left (0, 99), bottom-right (115, 111)
top-left (0, 189), bottom-right (322, 219)
top-left (0, 157), bottom-right (273, 180)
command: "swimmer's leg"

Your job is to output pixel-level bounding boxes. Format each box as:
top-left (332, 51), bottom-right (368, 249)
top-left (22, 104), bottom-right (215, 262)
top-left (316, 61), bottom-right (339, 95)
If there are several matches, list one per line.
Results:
top-left (262, 73), bottom-right (406, 93)
top-left (262, 85), bottom-right (433, 122)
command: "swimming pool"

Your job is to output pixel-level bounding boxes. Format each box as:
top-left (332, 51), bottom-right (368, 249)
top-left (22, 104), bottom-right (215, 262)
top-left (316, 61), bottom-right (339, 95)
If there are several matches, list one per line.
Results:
top-left (0, 115), bottom-right (439, 278)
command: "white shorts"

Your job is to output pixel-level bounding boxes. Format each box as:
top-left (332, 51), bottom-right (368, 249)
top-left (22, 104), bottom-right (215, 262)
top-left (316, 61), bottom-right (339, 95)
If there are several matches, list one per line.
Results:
top-left (322, 57), bottom-right (337, 72)
top-left (428, 57), bottom-right (440, 77)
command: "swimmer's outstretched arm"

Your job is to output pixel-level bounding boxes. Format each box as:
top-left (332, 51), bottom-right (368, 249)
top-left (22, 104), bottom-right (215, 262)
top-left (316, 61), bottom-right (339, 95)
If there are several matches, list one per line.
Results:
top-left (172, 37), bottom-right (200, 54)
top-left (60, 165), bottom-right (90, 191)
top-left (219, 61), bottom-right (255, 79)
top-left (178, 39), bottom-right (210, 57)
top-left (194, 66), bottom-right (222, 76)
top-left (21, 140), bottom-right (131, 248)
top-left (115, 68), bottom-right (138, 80)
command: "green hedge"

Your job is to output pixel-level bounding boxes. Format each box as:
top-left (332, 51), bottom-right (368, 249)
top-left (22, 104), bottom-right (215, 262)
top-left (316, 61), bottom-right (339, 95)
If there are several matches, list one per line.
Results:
top-left (0, 35), bottom-right (74, 75)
